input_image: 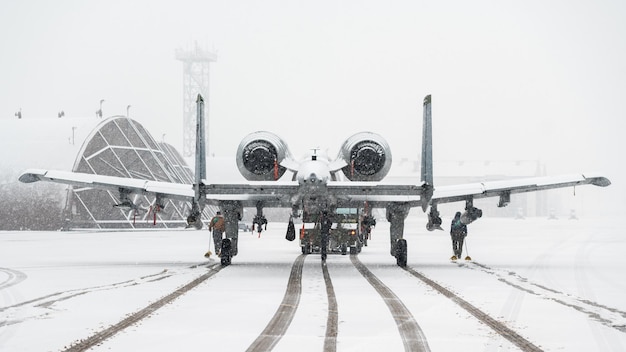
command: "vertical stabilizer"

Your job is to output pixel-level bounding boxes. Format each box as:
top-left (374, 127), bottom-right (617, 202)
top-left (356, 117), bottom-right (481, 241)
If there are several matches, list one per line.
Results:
top-left (195, 94), bottom-right (207, 184)
top-left (420, 95), bottom-right (434, 211)
top-left (189, 94), bottom-right (207, 228)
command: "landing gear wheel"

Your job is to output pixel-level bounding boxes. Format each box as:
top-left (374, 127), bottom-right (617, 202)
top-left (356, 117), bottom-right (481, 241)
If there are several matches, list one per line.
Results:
top-left (341, 243), bottom-right (347, 255)
top-left (395, 239), bottom-right (407, 267)
top-left (220, 239), bottom-right (232, 266)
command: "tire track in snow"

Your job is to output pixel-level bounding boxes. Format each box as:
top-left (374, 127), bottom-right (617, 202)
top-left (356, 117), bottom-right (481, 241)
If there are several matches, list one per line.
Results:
top-left (467, 260), bottom-right (626, 333)
top-left (351, 255), bottom-right (430, 352)
top-left (246, 254), bottom-right (306, 352)
top-left (62, 262), bottom-right (222, 352)
top-left (403, 266), bottom-right (543, 352)
top-left (0, 267), bottom-right (27, 290)
top-left (0, 270), bottom-right (173, 320)
top-left (572, 236), bottom-right (624, 350)
top-left (0, 269), bottom-right (182, 329)
top-left (321, 260), bottom-right (338, 352)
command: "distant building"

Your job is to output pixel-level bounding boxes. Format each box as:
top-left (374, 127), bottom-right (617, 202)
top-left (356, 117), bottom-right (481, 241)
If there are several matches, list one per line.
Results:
top-left (67, 116), bottom-right (216, 229)
top-left (0, 115), bottom-right (212, 230)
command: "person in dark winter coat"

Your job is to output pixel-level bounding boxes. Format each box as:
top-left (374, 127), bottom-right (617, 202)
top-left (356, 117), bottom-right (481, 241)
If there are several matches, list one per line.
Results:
top-left (450, 212), bottom-right (467, 259)
top-left (320, 211), bottom-right (332, 261)
top-left (209, 211), bottom-right (226, 256)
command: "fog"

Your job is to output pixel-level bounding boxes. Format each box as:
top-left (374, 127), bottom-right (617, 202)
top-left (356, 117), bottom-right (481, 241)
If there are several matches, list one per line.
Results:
top-left (0, 1), bottom-right (623, 215)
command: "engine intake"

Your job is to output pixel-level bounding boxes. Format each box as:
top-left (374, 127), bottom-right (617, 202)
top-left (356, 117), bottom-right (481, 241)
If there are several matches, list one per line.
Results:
top-left (236, 131), bottom-right (291, 181)
top-left (338, 132), bottom-right (392, 181)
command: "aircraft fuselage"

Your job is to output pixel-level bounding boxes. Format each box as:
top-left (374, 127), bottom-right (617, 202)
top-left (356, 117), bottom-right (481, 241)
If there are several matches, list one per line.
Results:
top-left (294, 158), bottom-right (334, 215)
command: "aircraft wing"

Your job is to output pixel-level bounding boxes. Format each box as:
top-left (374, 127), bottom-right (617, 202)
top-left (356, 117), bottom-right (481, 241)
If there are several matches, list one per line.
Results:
top-left (432, 174), bottom-right (611, 205)
top-left (18, 169), bottom-right (302, 207)
top-left (19, 169), bottom-right (195, 201)
top-left (20, 169), bottom-right (610, 210)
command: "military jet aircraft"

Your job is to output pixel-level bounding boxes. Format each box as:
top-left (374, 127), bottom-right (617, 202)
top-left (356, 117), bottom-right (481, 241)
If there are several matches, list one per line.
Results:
top-left (19, 95), bottom-right (610, 266)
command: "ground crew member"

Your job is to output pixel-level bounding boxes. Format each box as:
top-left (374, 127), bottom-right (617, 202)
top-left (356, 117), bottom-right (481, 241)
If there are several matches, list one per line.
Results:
top-left (450, 212), bottom-right (467, 259)
top-left (209, 211), bottom-right (225, 256)
top-left (320, 211), bottom-right (332, 261)
top-left (361, 214), bottom-right (376, 244)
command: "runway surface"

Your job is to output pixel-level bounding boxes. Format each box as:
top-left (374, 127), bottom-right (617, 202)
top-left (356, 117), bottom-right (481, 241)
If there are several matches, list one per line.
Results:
top-left (1, 217), bottom-right (625, 351)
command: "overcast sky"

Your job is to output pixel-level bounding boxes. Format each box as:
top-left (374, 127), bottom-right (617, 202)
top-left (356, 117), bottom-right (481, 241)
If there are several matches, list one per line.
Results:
top-left (1, 0), bottom-right (623, 211)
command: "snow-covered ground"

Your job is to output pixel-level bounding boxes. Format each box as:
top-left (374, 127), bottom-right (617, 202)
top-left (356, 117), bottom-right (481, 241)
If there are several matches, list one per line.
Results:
top-left (1, 216), bottom-right (625, 351)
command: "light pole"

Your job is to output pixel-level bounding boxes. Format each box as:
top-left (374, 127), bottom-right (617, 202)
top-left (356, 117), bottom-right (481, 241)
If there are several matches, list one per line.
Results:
top-left (126, 105), bottom-right (131, 117)
top-left (96, 99), bottom-right (105, 118)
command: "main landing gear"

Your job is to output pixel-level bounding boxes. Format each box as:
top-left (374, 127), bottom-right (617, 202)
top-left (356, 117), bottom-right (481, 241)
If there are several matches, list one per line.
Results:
top-left (220, 239), bottom-right (232, 266)
top-left (395, 239), bottom-right (407, 267)
top-left (217, 201), bottom-right (242, 266)
top-left (387, 203), bottom-right (410, 267)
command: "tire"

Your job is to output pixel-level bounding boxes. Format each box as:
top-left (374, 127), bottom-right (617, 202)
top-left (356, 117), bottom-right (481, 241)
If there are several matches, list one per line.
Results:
top-left (395, 239), bottom-right (407, 267)
top-left (221, 239), bottom-right (232, 266)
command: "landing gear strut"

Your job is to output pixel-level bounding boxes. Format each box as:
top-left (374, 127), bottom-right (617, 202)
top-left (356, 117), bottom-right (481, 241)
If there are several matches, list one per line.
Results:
top-left (387, 203), bottom-right (409, 267)
top-left (221, 201), bottom-right (242, 260)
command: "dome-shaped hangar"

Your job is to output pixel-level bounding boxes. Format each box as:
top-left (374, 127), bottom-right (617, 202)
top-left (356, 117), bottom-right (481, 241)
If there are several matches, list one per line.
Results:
top-left (67, 116), bottom-right (212, 229)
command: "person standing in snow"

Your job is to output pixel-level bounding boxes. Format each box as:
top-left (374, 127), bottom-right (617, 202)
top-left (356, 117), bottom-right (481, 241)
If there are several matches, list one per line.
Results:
top-left (208, 211), bottom-right (225, 256)
top-left (320, 211), bottom-right (333, 261)
top-left (450, 212), bottom-right (467, 259)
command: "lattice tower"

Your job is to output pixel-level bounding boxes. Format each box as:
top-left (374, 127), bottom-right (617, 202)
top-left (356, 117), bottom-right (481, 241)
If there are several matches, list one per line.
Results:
top-left (175, 43), bottom-right (217, 156)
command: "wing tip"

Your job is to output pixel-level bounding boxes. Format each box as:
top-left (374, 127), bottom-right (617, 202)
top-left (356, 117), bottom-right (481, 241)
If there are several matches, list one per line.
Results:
top-left (19, 172), bottom-right (42, 183)
top-left (589, 176), bottom-right (611, 187)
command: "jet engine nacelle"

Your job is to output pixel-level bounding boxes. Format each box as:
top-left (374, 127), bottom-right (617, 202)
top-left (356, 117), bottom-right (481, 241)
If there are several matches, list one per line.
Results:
top-left (461, 206), bottom-right (483, 225)
top-left (236, 131), bottom-right (291, 181)
top-left (338, 132), bottom-right (392, 181)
